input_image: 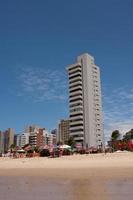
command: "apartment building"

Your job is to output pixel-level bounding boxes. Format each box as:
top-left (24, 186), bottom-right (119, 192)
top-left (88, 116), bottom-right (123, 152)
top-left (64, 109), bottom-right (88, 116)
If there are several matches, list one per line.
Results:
top-left (67, 53), bottom-right (104, 148)
top-left (3, 128), bottom-right (14, 152)
top-left (57, 120), bottom-right (70, 144)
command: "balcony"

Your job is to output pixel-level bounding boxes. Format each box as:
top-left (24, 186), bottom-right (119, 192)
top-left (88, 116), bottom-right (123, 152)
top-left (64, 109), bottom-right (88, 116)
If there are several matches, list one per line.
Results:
top-left (70, 125), bottom-right (84, 131)
top-left (69, 90), bottom-right (82, 97)
top-left (69, 76), bottom-right (82, 84)
top-left (69, 71), bottom-right (82, 78)
top-left (74, 137), bottom-right (84, 141)
top-left (70, 115), bottom-right (83, 121)
top-left (70, 120), bottom-right (83, 126)
top-left (69, 95), bottom-right (83, 102)
top-left (69, 81), bottom-right (82, 88)
top-left (67, 64), bottom-right (81, 72)
top-left (70, 110), bottom-right (83, 116)
top-left (70, 131), bottom-right (84, 136)
top-left (69, 85), bottom-right (82, 92)
top-left (69, 99), bottom-right (83, 106)
top-left (70, 105), bottom-right (83, 112)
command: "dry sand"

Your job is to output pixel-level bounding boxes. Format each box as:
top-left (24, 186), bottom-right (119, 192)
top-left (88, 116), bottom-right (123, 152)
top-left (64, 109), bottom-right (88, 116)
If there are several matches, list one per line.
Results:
top-left (0, 152), bottom-right (133, 200)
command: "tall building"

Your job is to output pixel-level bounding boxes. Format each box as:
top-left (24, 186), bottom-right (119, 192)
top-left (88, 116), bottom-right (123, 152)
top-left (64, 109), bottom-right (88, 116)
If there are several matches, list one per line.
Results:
top-left (57, 120), bottom-right (70, 144)
top-left (67, 53), bottom-right (104, 148)
top-left (3, 128), bottom-right (14, 153)
top-left (14, 134), bottom-right (21, 147)
top-left (20, 132), bottom-right (29, 147)
top-left (0, 131), bottom-right (4, 154)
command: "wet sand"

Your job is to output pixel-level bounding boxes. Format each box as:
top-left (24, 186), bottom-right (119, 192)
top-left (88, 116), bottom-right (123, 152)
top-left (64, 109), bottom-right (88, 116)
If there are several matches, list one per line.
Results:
top-left (0, 152), bottom-right (133, 200)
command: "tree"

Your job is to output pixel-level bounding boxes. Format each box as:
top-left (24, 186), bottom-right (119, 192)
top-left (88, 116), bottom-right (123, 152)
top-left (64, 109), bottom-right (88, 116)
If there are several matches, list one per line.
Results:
top-left (10, 144), bottom-right (16, 152)
top-left (111, 130), bottom-right (120, 141)
top-left (111, 130), bottom-right (121, 152)
top-left (33, 146), bottom-right (40, 153)
top-left (123, 129), bottom-right (133, 141)
top-left (67, 136), bottom-right (75, 148)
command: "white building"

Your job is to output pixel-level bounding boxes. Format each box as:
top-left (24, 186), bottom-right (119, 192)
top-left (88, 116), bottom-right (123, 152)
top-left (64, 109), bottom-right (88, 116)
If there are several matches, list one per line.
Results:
top-left (43, 129), bottom-right (53, 146)
top-left (20, 132), bottom-right (29, 147)
top-left (67, 53), bottom-right (104, 148)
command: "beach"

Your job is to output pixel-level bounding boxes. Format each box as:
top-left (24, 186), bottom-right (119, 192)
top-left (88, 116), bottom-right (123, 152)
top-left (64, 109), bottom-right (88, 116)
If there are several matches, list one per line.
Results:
top-left (0, 152), bottom-right (133, 200)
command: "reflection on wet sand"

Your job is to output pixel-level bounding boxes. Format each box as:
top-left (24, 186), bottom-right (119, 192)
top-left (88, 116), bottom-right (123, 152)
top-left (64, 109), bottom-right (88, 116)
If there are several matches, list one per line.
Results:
top-left (0, 169), bottom-right (133, 200)
top-left (70, 179), bottom-right (108, 200)
top-left (108, 180), bottom-right (133, 200)
top-left (0, 177), bottom-right (109, 200)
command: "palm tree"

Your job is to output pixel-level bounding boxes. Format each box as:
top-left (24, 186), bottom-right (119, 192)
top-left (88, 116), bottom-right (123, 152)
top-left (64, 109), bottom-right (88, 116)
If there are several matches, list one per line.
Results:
top-left (111, 130), bottom-right (120, 141)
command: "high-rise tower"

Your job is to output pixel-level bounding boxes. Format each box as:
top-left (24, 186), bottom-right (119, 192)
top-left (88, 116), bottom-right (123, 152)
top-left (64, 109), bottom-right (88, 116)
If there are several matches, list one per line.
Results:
top-left (67, 53), bottom-right (104, 148)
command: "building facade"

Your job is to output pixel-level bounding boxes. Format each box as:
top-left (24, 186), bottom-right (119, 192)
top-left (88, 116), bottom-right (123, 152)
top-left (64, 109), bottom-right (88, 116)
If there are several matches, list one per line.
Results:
top-left (0, 131), bottom-right (4, 154)
top-left (67, 53), bottom-right (104, 148)
top-left (20, 132), bottom-right (29, 148)
top-left (51, 129), bottom-right (57, 145)
top-left (3, 128), bottom-right (14, 153)
top-left (14, 134), bottom-right (21, 147)
top-left (57, 120), bottom-right (70, 144)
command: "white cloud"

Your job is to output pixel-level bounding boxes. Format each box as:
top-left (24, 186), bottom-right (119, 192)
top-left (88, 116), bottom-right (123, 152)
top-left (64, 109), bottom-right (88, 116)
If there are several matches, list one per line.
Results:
top-left (103, 86), bottom-right (133, 141)
top-left (16, 66), bottom-right (68, 102)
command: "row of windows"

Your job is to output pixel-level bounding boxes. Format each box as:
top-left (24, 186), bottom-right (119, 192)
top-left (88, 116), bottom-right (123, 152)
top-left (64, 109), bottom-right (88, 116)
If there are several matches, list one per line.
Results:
top-left (70, 108), bottom-right (83, 112)
top-left (69, 69), bottom-right (82, 76)
top-left (70, 113), bottom-right (83, 117)
top-left (69, 77), bottom-right (82, 84)
top-left (69, 83), bottom-right (82, 89)
top-left (70, 123), bottom-right (83, 128)
top-left (70, 118), bottom-right (83, 122)
top-left (69, 88), bottom-right (82, 94)
top-left (69, 93), bottom-right (82, 98)
top-left (72, 134), bottom-right (83, 138)
top-left (68, 65), bottom-right (81, 71)
top-left (69, 97), bottom-right (83, 103)
top-left (69, 74), bottom-right (82, 80)
top-left (70, 103), bottom-right (83, 108)
top-left (70, 129), bottom-right (84, 133)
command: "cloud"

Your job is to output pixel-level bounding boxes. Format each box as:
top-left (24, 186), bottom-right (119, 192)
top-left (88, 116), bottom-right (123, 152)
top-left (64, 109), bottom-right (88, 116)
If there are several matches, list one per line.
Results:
top-left (103, 86), bottom-right (133, 142)
top-left (16, 66), bottom-right (68, 102)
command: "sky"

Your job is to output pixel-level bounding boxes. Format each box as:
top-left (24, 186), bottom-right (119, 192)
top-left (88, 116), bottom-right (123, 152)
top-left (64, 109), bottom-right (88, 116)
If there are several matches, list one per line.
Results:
top-left (0, 0), bottom-right (133, 141)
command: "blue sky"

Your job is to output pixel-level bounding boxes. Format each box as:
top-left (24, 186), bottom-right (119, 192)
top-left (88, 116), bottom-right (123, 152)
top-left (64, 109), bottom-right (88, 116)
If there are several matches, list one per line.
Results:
top-left (0, 0), bottom-right (133, 140)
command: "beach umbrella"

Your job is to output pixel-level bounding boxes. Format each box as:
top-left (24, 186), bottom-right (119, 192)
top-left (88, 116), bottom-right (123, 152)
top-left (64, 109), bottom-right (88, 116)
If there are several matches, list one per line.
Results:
top-left (59, 144), bottom-right (71, 149)
top-left (17, 149), bottom-right (25, 153)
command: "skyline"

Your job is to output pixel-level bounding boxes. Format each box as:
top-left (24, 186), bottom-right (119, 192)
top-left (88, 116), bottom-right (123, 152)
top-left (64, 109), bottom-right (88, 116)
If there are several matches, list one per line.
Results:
top-left (0, 0), bottom-right (133, 141)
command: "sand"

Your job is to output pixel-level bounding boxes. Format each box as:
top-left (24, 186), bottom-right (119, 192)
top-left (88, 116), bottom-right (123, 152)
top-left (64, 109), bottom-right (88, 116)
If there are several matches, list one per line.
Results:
top-left (0, 152), bottom-right (133, 200)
